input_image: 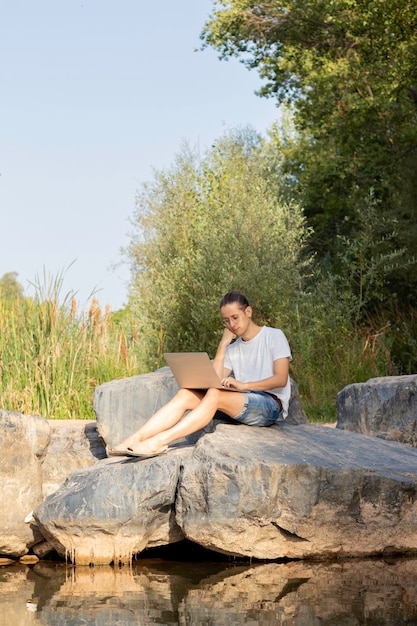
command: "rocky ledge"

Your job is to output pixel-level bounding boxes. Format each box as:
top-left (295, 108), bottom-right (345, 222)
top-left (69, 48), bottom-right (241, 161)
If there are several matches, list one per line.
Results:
top-left (1, 371), bottom-right (417, 565)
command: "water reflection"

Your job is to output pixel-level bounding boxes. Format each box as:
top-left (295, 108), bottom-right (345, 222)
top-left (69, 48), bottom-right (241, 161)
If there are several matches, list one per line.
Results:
top-left (1, 556), bottom-right (417, 625)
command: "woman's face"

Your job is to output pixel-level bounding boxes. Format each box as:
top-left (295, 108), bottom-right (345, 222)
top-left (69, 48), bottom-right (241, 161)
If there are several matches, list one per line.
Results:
top-left (220, 303), bottom-right (252, 337)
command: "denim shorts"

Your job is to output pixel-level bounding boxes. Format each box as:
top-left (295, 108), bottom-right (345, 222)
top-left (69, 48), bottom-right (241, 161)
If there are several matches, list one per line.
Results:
top-left (233, 391), bottom-right (281, 427)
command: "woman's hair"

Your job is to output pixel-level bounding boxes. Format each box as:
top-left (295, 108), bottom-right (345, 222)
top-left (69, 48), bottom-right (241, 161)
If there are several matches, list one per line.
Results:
top-left (219, 291), bottom-right (250, 309)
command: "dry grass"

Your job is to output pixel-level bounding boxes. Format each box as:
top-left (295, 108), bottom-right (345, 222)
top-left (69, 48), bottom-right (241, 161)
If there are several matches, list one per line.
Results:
top-left (0, 283), bottom-right (144, 419)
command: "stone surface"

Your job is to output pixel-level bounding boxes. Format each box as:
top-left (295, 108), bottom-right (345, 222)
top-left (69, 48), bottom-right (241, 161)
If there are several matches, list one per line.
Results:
top-left (32, 539), bottom-right (56, 559)
top-left (0, 412), bottom-right (107, 557)
top-left (34, 421), bottom-right (417, 564)
top-left (285, 378), bottom-right (308, 425)
top-left (93, 368), bottom-right (308, 452)
top-left (176, 422), bottom-right (417, 560)
top-left (93, 367), bottom-right (180, 451)
top-left (336, 374), bottom-right (417, 446)
top-left (0, 365), bottom-right (306, 560)
top-left (8, 370), bottom-right (417, 565)
top-left (0, 411), bottom-right (50, 556)
top-left (19, 554), bottom-right (39, 564)
top-left (41, 420), bottom-right (106, 498)
top-left (30, 368), bottom-right (306, 563)
top-left (34, 446), bottom-right (192, 564)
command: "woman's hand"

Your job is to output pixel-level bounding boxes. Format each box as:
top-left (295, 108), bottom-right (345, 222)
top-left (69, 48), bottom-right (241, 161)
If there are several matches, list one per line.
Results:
top-left (221, 377), bottom-right (247, 391)
top-left (213, 329), bottom-right (237, 380)
top-left (219, 327), bottom-right (236, 347)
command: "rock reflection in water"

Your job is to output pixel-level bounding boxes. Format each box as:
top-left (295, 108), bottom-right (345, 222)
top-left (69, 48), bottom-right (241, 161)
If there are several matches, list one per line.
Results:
top-left (1, 557), bottom-right (417, 625)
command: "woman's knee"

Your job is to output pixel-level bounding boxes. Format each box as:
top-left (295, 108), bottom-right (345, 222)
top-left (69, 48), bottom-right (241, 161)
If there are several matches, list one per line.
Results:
top-left (203, 388), bottom-right (222, 405)
top-left (175, 388), bottom-right (204, 407)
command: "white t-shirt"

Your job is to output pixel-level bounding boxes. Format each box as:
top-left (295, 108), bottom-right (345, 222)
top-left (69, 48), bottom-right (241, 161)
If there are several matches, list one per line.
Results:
top-left (224, 326), bottom-right (292, 418)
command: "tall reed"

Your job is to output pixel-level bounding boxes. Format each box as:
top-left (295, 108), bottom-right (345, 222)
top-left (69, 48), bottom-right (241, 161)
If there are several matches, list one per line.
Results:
top-left (0, 275), bottom-right (144, 419)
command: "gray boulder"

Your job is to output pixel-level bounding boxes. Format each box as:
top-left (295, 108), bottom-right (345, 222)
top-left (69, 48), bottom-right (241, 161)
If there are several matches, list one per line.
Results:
top-left (0, 410), bottom-right (50, 556)
top-left (286, 378), bottom-right (308, 425)
top-left (177, 422), bottom-right (417, 559)
top-left (93, 367), bottom-right (180, 452)
top-left (34, 448), bottom-right (190, 565)
top-left (0, 368), bottom-right (305, 560)
top-left (337, 374), bottom-right (417, 446)
top-left (13, 369), bottom-right (417, 565)
top-left (34, 421), bottom-right (417, 564)
top-left (0, 412), bottom-right (106, 557)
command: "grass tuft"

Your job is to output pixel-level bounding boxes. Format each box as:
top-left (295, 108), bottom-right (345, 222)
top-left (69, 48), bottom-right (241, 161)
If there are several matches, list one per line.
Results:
top-left (0, 274), bottom-right (144, 419)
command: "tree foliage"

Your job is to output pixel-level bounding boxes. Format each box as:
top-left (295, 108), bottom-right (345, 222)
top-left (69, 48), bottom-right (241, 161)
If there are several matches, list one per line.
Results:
top-left (126, 128), bottom-right (311, 368)
top-left (125, 127), bottom-right (396, 418)
top-left (201, 0), bottom-right (417, 305)
top-left (0, 272), bottom-right (24, 301)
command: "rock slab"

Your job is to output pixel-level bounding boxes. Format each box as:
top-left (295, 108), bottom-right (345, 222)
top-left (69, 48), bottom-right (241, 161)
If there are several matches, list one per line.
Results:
top-left (35, 448), bottom-right (190, 564)
top-left (0, 412), bottom-right (106, 557)
top-left (0, 410), bottom-right (50, 556)
top-left (177, 422), bottom-right (417, 559)
top-left (337, 374), bottom-right (417, 446)
top-left (93, 367), bottom-right (180, 451)
top-left (6, 370), bottom-right (417, 564)
top-left (0, 367), bottom-right (306, 560)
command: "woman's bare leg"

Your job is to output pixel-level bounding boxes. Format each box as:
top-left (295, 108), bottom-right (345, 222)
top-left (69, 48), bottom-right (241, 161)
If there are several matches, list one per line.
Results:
top-left (126, 388), bottom-right (246, 455)
top-left (112, 388), bottom-right (204, 451)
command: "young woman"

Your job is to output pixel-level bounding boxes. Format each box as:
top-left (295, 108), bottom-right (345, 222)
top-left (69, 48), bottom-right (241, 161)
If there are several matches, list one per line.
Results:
top-left (110, 291), bottom-right (292, 458)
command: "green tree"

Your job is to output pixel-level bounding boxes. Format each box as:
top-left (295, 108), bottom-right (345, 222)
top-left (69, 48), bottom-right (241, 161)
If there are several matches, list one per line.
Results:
top-left (126, 128), bottom-right (312, 368)
top-left (125, 126), bottom-right (393, 419)
top-left (201, 0), bottom-right (417, 306)
top-left (0, 271), bottom-right (24, 300)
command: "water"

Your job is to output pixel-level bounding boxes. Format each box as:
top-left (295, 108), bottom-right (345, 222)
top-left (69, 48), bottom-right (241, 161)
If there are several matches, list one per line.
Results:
top-left (1, 555), bottom-right (417, 625)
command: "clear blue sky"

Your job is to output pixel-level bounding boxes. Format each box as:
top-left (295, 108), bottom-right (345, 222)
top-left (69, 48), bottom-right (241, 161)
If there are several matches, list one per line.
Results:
top-left (1, 0), bottom-right (279, 311)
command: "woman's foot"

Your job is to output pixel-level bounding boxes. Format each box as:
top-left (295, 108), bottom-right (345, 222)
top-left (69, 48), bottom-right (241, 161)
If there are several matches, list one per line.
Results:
top-left (109, 434), bottom-right (144, 454)
top-left (108, 439), bottom-right (168, 459)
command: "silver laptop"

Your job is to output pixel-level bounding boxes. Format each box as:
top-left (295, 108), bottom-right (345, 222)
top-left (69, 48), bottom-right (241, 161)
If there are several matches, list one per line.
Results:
top-left (164, 352), bottom-right (243, 391)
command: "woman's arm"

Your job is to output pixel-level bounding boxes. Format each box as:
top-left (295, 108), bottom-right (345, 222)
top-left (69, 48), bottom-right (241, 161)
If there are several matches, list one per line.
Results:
top-left (221, 357), bottom-right (289, 391)
top-left (212, 328), bottom-right (235, 379)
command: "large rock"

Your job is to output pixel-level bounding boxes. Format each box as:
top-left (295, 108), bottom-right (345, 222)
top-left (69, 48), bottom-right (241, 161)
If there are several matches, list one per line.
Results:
top-left (93, 367), bottom-right (180, 451)
top-left (0, 411), bottom-right (50, 556)
top-left (336, 375), bottom-right (417, 446)
top-left (34, 421), bottom-right (417, 564)
top-left (177, 423), bottom-right (417, 559)
top-left (12, 370), bottom-right (417, 565)
top-left (34, 447), bottom-right (191, 565)
top-left (0, 412), bottom-right (107, 557)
